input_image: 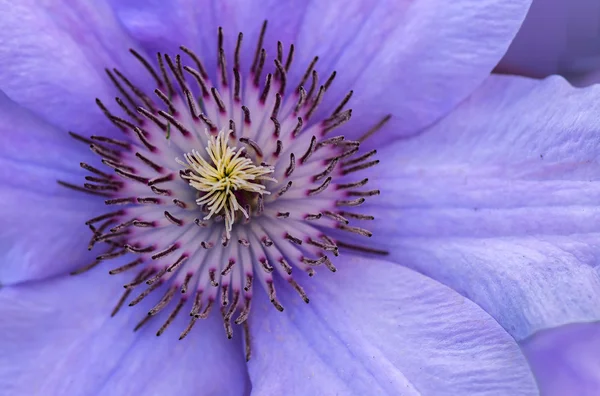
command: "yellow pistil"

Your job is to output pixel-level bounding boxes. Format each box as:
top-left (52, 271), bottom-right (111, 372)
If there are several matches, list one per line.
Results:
top-left (177, 129), bottom-right (276, 236)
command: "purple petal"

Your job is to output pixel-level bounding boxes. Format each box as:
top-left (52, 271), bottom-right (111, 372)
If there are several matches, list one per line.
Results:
top-left (497, 0), bottom-right (600, 86)
top-left (0, 1), bottom-right (151, 134)
top-left (0, 91), bottom-right (105, 284)
top-left (247, 256), bottom-right (537, 395)
top-left (351, 74), bottom-right (600, 340)
top-left (0, 268), bottom-right (249, 395)
top-left (521, 322), bottom-right (600, 396)
top-left (108, 0), bottom-right (532, 142)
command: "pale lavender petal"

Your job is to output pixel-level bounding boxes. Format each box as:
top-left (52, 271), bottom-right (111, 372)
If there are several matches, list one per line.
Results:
top-left (247, 256), bottom-right (538, 395)
top-left (0, 91), bottom-right (104, 284)
top-left (0, 0), bottom-right (152, 134)
top-left (349, 74), bottom-right (600, 340)
top-left (521, 322), bottom-right (600, 396)
top-left (108, 0), bottom-right (532, 143)
top-left (0, 268), bottom-right (249, 395)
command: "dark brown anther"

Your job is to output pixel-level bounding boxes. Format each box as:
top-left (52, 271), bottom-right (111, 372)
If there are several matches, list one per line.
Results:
top-left (291, 117), bottom-right (304, 138)
top-left (125, 244), bottom-right (156, 254)
top-left (154, 88), bottom-right (177, 114)
top-left (109, 258), bottom-right (145, 275)
top-left (285, 233), bottom-right (303, 245)
top-left (133, 220), bottom-right (156, 228)
top-left (338, 224), bottom-right (373, 237)
top-left (261, 237), bottom-right (273, 247)
top-left (289, 278), bottom-right (310, 303)
top-left (151, 185), bottom-right (170, 196)
top-left (164, 210), bottom-right (184, 226)
top-left (339, 211), bottom-right (375, 221)
top-left (323, 109), bottom-right (352, 135)
top-left (221, 284), bottom-right (229, 307)
top-left (260, 258), bottom-right (274, 273)
top-left (199, 113), bottom-right (218, 132)
top-left (348, 189), bottom-right (381, 197)
top-left (257, 195), bottom-right (265, 215)
top-left (210, 87), bottom-right (227, 113)
top-left (96, 248), bottom-right (128, 261)
top-left (276, 41), bottom-right (284, 69)
top-left (253, 48), bottom-right (267, 87)
top-left (259, 73), bottom-right (272, 103)
top-left (273, 139), bottom-right (283, 157)
top-left (307, 238), bottom-right (339, 256)
top-left (149, 286), bottom-right (177, 316)
top-left (300, 136), bottom-right (317, 164)
top-left (285, 153), bottom-right (296, 177)
top-left (91, 135), bottom-right (130, 150)
top-left (323, 71), bottom-right (337, 91)
top-left (221, 259), bottom-right (237, 276)
top-left (323, 210), bottom-right (349, 224)
top-left (305, 213), bottom-right (322, 221)
top-left (104, 197), bottom-right (136, 206)
top-left (148, 173), bottom-right (174, 186)
top-left (251, 20), bottom-right (268, 73)
top-left (239, 137), bottom-right (263, 157)
top-left (167, 254), bottom-right (189, 272)
top-left (172, 199), bottom-right (187, 209)
top-left (277, 181), bottom-right (293, 197)
top-left (274, 60), bottom-right (287, 95)
top-left (132, 126), bottom-right (157, 152)
top-left (241, 106), bottom-right (251, 125)
top-left (209, 269), bottom-right (219, 287)
top-left (105, 68), bottom-right (137, 110)
top-left (137, 197), bottom-right (162, 205)
top-left (296, 56), bottom-right (319, 92)
top-left (180, 45), bottom-right (209, 79)
top-left (130, 48), bottom-right (163, 86)
top-left (183, 65), bottom-right (209, 97)
top-left (181, 273), bottom-right (193, 294)
top-left (194, 218), bottom-right (208, 228)
top-left (244, 274), bottom-right (253, 292)
top-left (201, 241), bottom-right (214, 249)
top-left (323, 256), bottom-right (337, 272)
top-left (101, 159), bottom-right (134, 172)
top-left (232, 68), bottom-right (242, 102)
top-left (341, 159), bottom-right (380, 175)
top-left (284, 43), bottom-right (295, 72)
top-left (115, 169), bottom-right (149, 184)
top-left (307, 176), bottom-right (332, 196)
top-left (305, 86), bottom-right (325, 121)
top-left (235, 296), bottom-right (252, 325)
top-left (81, 161), bottom-right (112, 179)
top-left (306, 70), bottom-right (318, 102)
top-left (359, 114), bottom-right (392, 142)
top-left (158, 111), bottom-right (192, 137)
top-left (278, 258), bottom-right (292, 275)
top-left (85, 211), bottom-right (123, 226)
top-left (276, 212), bottom-right (290, 218)
top-left (113, 68), bottom-right (156, 111)
top-left (134, 315), bottom-right (154, 332)
top-left (83, 183), bottom-right (118, 192)
top-left (191, 290), bottom-right (204, 316)
top-left (90, 144), bottom-right (120, 163)
top-left (336, 197), bottom-right (365, 207)
top-left (233, 31), bottom-right (243, 70)
top-left (70, 256), bottom-right (103, 275)
top-left (301, 255), bottom-right (328, 266)
top-left (156, 53), bottom-right (176, 97)
top-left (267, 282), bottom-right (284, 312)
top-left (151, 243), bottom-right (180, 260)
top-left (157, 298), bottom-right (186, 336)
top-left (179, 315), bottom-right (200, 340)
top-left (294, 87), bottom-right (307, 114)
top-left (337, 178), bottom-right (369, 190)
top-left (198, 299), bottom-right (215, 319)
top-left (342, 150), bottom-right (378, 167)
top-left (129, 280), bottom-right (163, 306)
top-left (95, 99), bottom-right (126, 132)
top-left (313, 158), bottom-right (338, 182)
top-left (95, 230), bottom-right (129, 243)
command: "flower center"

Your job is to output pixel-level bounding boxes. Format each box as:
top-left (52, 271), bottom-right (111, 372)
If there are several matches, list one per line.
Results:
top-left (178, 129), bottom-right (276, 237)
top-left (61, 21), bottom-right (388, 360)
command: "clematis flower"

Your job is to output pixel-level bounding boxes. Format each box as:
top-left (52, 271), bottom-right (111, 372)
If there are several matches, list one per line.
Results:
top-left (8, 0), bottom-right (595, 394)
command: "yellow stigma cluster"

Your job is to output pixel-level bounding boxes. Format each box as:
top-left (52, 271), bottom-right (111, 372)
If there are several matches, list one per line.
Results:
top-left (178, 129), bottom-right (276, 236)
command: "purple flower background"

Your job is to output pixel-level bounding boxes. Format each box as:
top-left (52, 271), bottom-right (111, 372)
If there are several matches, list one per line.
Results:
top-left (0, 1), bottom-right (598, 395)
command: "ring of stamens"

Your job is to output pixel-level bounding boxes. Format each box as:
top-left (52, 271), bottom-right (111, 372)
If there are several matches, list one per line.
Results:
top-left (61, 21), bottom-right (389, 361)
